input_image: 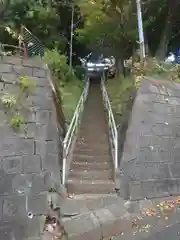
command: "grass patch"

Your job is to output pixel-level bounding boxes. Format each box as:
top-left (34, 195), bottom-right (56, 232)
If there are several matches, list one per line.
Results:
top-left (106, 75), bottom-right (136, 124)
top-left (60, 80), bottom-right (84, 123)
top-left (106, 75), bottom-right (136, 159)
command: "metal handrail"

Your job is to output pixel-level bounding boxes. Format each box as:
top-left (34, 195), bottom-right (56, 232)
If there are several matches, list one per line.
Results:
top-left (101, 75), bottom-right (118, 171)
top-left (62, 78), bottom-right (90, 185)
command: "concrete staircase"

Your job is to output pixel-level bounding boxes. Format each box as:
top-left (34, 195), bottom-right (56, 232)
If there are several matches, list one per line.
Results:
top-left (67, 79), bottom-right (115, 194)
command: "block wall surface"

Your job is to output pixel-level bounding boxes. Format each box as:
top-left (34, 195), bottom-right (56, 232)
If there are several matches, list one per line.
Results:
top-left (0, 56), bottom-right (64, 240)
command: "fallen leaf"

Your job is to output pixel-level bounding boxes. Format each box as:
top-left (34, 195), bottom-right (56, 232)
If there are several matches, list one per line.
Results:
top-left (175, 198), bottom-right (180, 206)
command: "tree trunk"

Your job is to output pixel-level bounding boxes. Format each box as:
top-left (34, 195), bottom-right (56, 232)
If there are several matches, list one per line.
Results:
top-left (155, 10), bottom-right (172, 60)
top-left (115, 56), bottom-right (125, 77)
top-left (144, 33), bottom-right (152, 57)
top-left (143, 28), bottom-right (153, 57)
top-left (0, 0), bottom-right (10, 19)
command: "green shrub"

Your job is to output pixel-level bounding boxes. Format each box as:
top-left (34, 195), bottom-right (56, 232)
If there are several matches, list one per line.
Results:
top-left (43, 48), bottom-right (84, 122)
top-left (43, 48), bottom-right (75, 82)
top-left (74, 65), bottom-right (85, 80)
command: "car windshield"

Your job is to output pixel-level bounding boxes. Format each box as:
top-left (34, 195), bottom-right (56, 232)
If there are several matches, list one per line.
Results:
top-left (87, 54), bottom-right (104, 63)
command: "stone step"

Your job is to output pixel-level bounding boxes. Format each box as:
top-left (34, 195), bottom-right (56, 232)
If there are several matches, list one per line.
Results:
top-left (78, 130), bottom-right (108, 136)
top-left (72, 154), bottom-right (111, 163)
top-left (68, 169), bottom-right (113, 181)
top-left (66, 82), bottom-right (114, 195)
top-left (67, 179), bottom-right (115, 194)
top-left (75, 140), bottom-right (109, 149)
top-left (73, 147), bottom-right (110, 155)
top-left (81, 121), bottom-right (107, 125)
top-left (80, 118), bottom-right (106, 123)
top-left (71, 193), bottom-right (118, 200)
top-left (75, 140), bottom-right (109, 148)
top-left (70, 161), bottom-right (112, 171)
top-left (78, 130), bottom-right (108, 137)
top-left (76, 138), bottom-right (109, 145)
top-left (60, 194), bottom-right (119, 215)
top-left (81, 117), bottom-right (107, 122)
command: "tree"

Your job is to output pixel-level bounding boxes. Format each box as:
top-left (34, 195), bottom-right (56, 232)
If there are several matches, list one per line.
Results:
top-left (76, 0), bottom-right (138, 75)
top-left (1, 0), bottom-right (180, 65)
top-left (142, 0), bottom-right (180, 58)
top-left (0, 0), bottom-right (70, 52)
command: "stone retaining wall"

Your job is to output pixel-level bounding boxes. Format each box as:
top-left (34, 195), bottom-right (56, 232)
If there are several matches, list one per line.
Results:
top-left (119, 78), bottom-right (180, 200)
top-left (0, 56), bottom-right (64, 239)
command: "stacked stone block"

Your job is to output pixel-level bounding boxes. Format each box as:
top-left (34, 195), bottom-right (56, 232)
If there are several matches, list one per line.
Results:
top-left (0, 56), bottom-right (63, 239)
top-left (119, 78), bottom-right (180, 200)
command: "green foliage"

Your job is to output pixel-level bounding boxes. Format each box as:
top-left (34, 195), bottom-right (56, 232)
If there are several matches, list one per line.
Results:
top-left (129, 57), bottom-right (180, 87)
top-left (43, 49), bottom-right (76, 82)
top-left (10, 114), bottom-right (25, 129)
top-left (1, 0), bottom-right (180, 63)
top-left (74, 65), bottom-right (85, 80)
top-left (0, 75), bottom-right (36, 130)
top-left (0, 0), bottom-right (67, 51)
top-left (19, 75), bottom-right (36, 95)
top-left (76, 0), bottom-right (137, 58)
top-left (60, 80), bottom-right (84, 122)
top-left (43, 48), bottom-right (84, 122)
top-left (168, 64), bottom-right (180, 83)
top-left (0, 93), bottom-right (17, 108)
top-left (106, 76), bottom-right (135, 123)
top-left (149, 58), bottom-right (167, 74)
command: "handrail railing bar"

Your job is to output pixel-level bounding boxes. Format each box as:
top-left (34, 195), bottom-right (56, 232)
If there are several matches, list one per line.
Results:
top-left (102, 83), bottom-right (117, 130)
top-left (62, 79), bottom-right (89, 185)
top-left (63, 89), bottom-right (85, 145)
top-left (101, 75), bottom-right (118, 172)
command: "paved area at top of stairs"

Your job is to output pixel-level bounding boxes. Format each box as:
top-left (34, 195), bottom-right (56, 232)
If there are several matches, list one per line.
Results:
top-left (119, 78), bottom-right (180, 200)
top-left (110, 196), bottom-right (180, 240)
top-left (51, 192), bottom-right (180, 240)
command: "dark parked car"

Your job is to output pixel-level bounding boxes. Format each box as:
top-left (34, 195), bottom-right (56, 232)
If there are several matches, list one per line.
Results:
top-left (80, 54), bottom-right (116, 78)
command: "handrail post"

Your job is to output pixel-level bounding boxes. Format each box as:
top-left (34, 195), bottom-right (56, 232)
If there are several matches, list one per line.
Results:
top-left (62, 141), bottom-right (67, 185)
top-left (114, 130), bottom-right (118, 170)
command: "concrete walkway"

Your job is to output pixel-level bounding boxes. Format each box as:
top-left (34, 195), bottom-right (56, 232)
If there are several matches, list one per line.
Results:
top-left (45, 193), bottom-right (180, 240)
